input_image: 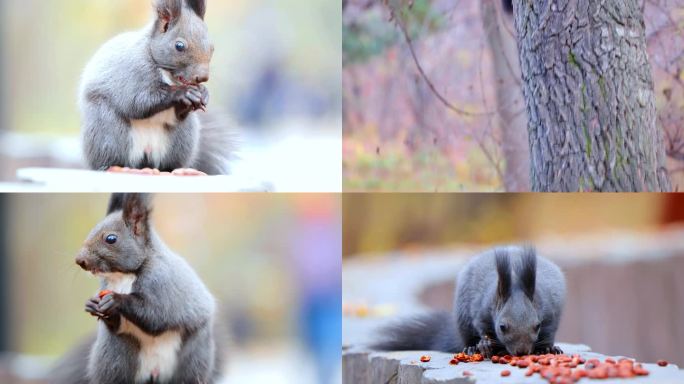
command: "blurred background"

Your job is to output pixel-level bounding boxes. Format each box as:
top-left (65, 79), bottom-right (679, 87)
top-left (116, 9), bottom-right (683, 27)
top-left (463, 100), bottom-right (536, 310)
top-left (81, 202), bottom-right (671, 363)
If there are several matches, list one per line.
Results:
top-left (343, 194), bottom-right (684, 366)
top-left (343, 0), bottom-right (684, 191)
top-left (0, 194), bottom-right (342, 384)
top-left (0, 0), bottom-right (342, 191)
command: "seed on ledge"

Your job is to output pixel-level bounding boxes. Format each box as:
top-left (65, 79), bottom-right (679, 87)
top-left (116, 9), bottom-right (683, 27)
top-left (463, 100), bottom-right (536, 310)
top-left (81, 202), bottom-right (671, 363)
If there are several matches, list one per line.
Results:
top-left (657, 360), bottom-right (668, 367)
top-left (420, 355), bottom-right (431, 363)
top-left (501, 370), bottom-right (511, 377)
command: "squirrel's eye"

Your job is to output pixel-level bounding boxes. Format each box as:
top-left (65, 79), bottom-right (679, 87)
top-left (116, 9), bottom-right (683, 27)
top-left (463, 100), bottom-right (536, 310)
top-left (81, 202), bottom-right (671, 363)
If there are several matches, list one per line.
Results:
top-left (175, 41), bottom-right (186, 52)
top-left (499, 324), bottom-right (508, 333)
top-left (535, 323), bottom-right (541, 332)
top-left (105, 234), bottom-right (118, 245)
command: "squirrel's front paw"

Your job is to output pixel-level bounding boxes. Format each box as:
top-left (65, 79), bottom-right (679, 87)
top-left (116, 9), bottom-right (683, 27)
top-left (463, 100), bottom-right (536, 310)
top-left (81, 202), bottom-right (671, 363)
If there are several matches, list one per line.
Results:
top-left (173, 87), bottom-right (206, 111)
top-left (534, 345), bottom-right (563, 355)
top-left (464, 345), bottom-right (479, 356)
top-left (198, 84), bottom-right (209, 107)
top-left (477, 337), bottom-right (494, 358)
top-left (85, 297), bottom-right (103, 318)
top-left (96, 292), bottom-right (120, 319)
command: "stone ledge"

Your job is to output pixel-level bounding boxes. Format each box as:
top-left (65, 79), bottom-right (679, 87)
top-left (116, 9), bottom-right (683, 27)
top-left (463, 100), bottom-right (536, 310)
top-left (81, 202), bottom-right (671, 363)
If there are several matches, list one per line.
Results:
top-left (12, 168), bottom-right (274, 192)
top-left (342, 343), bottom-right (684, 384)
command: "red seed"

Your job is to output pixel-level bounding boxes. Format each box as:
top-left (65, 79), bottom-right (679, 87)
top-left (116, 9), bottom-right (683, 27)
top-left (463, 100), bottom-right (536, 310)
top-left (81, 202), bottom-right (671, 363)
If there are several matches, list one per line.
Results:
top-left (98, 289), bottom-right (113, 299)
top-left (449, 359), bottom-right (458, 365)
top-left (420, 355), bottom-right (431, 362)
top-left (634, 367), bottom-right (649, 376)
top-left (657, 360), bottom-right (668, 367)
top-left (501, 370), bottom-right (511, 377)
top-left (491, 355), bottom-right (500, 363)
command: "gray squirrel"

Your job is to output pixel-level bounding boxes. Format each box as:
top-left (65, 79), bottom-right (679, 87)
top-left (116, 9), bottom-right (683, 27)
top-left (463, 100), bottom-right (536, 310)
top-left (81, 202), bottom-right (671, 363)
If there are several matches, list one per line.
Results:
top-left (373, 246), bottom-right (566, 357)
top-left (50, 193), bottom-right (223, 383)
top-left (79, 0), bottom-right (233, 175)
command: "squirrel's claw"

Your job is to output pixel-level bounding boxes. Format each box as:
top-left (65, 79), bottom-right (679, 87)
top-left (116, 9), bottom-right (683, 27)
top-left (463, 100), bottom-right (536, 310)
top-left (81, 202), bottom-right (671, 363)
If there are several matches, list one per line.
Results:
top-left (464, 345), bottom-right (479, 356)
top-left (476, 338), bottom-right (494, 358)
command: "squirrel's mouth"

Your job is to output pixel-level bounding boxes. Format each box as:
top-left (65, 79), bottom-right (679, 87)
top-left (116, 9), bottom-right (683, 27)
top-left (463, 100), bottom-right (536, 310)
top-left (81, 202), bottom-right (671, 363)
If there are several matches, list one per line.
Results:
top-left (159, 68), bottom-right (199, 87)
top-left (174, 75), bottom-right (199, 87)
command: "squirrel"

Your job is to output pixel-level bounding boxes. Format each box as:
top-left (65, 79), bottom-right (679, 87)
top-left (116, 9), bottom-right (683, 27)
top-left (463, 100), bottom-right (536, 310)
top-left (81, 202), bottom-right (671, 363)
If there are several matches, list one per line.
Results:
top-left (373, 246), bottom-right (566, 357)
top-left (50, 193), bottom-right (223, 383)
top-left (79, 0), bottom-right (233, 175)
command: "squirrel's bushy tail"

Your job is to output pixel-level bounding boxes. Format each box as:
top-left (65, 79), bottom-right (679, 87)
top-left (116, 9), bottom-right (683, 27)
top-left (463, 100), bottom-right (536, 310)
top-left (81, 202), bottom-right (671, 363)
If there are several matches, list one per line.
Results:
top-left (372, 311), bottom-right (463, 353)
top-left (194, 112), bottom-right (238, 175)
top-left (48, 334), bottom-right (94, 384)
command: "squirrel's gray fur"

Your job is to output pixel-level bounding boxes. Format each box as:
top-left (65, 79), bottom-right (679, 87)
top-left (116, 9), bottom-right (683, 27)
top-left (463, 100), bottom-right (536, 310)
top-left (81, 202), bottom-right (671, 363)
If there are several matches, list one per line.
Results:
top-left (373, 246), bottom-right (566, 357)
top-left (79, 0), bottom-right (233, 174)
top-left (50, 193), bottom-right (223, 384)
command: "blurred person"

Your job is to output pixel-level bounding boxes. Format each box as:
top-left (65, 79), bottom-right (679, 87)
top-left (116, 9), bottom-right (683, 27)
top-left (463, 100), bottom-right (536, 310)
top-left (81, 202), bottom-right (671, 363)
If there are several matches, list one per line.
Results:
top-left (289, 197), bottom-right (342, 384)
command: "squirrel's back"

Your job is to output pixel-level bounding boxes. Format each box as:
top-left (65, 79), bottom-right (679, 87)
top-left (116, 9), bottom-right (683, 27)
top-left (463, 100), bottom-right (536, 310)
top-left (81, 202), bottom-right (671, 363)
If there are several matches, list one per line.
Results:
top-left (455, 246), bottom-right (565, 321)
top-left (79, 28), bottom-right (152, 108)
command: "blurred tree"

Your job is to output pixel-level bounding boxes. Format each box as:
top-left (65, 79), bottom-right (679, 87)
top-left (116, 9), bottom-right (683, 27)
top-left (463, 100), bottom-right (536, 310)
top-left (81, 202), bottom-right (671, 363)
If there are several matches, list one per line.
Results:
top-left (513, 1), bottom-right (671, 192)
top-left (480, 0), bottom-right (529, 191)
top-left (501, 0), bottom-right (513, 14)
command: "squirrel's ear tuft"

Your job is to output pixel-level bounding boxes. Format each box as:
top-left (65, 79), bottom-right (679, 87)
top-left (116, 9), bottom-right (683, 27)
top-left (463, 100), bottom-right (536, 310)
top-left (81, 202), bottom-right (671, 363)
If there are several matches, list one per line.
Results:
top-left (495, 248), bottom-right (511, 306)
top-left (107, 194), bottom-right (125, 215)
top-left (122, 194), bottom-right (153, 239)
top-left (186, 0), bottom-right (207, 20)
top-left (155, 0), bottom-right (182, 32)
top-left (518, 246), bottom-right (537, 301)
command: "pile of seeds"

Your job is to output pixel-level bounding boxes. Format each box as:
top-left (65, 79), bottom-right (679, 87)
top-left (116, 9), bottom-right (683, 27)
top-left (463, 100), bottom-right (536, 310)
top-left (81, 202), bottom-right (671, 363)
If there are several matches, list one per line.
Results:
top-left (449, 352), bottom-right (484, 364)
top-left (432, 352), bottom-right (667, 382)
top-left (493, 354), bottom-right (654, 382)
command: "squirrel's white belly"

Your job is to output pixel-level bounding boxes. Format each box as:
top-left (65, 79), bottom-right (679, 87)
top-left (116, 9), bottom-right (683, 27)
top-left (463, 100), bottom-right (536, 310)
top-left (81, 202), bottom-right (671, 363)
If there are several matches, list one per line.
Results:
top-left (100, 272), bottom-right (182, 383)
top-left (129, 108), bottom-right (176, 168)
top-left (119, 319), bottom-right (183, 383)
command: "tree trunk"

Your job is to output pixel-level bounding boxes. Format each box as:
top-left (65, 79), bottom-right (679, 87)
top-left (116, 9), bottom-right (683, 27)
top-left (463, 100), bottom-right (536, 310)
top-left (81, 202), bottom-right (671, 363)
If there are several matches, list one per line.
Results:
top-left (513, 0), bottom-right (671, 192)
top-left (481, 0), bottom-right (530, 192)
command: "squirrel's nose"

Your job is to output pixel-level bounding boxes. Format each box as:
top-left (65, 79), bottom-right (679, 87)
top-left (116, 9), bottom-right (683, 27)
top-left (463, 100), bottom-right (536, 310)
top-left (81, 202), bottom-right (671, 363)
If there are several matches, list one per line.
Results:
top-left (75, 257), bottom-right (87, 270)
top-left (195, 74), bottom-right (209, 84)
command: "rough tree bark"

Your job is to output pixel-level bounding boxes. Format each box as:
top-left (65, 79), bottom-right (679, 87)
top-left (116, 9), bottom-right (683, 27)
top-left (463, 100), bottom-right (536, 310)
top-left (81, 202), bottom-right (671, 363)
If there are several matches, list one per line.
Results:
top-left (513, 0), bottom-right (671, 192)
top-left (481, 0), bottom-right (530, 192)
